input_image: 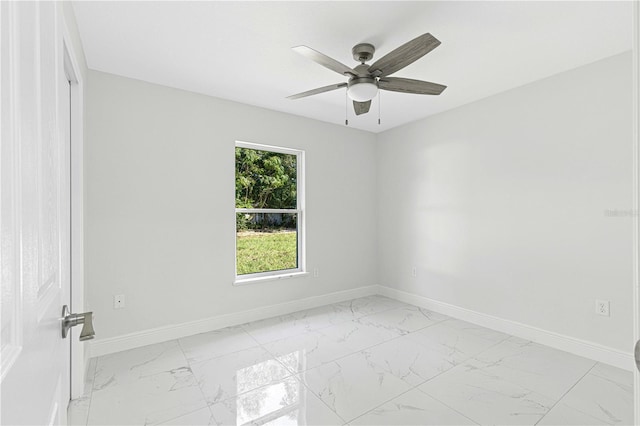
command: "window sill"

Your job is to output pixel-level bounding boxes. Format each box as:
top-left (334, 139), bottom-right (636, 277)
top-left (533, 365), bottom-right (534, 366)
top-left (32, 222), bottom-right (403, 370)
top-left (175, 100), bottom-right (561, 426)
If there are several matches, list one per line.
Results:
top-left (234, 271), bottom-right (309, 286)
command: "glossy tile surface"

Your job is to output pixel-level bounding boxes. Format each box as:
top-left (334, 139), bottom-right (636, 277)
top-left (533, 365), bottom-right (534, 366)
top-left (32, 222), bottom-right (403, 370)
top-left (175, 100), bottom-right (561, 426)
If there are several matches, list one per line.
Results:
top-left (471, 337), bottom-right (597, 400)
top-left (418, 336), bottom-right (600, 425)
top-left (297, 351), bottom-right (412, 423)
top-left (420, 357), bottom-right (556, 425)
top-left (178, 326), bottom-right (258, 363)
top-left (75, 296), bottom-right (635, 425)
top-left (333, 295), bottom-right (409, 317)
top-left (538, 363), bottom-right (634, 425)
top-left (241, 303), bottom-right (362, 345)
top-left (68, 357), bottom-right (97, 426)
top-left (209, 377), bottom-right (344, 425)
top-left (350, 388), bottom-right (476, 425)
top-left (160, 407), bottom-right (217, 425)
top-left (263, 330), bottom-right (355, 374)
top-left (359, 318), bottom-right (511, 387)
top-left (409, 319), bottom-right (508, 363)
top-left (317, 317), bottom-right (402, 352)
top-left (356, 305), bottom-right (449, 335)
top-left (93, 340), bottom-right (188, 389)
top-left (88, 366), bottom-right (207, 425)
top-left (190, 346), bottom-right (292, 405)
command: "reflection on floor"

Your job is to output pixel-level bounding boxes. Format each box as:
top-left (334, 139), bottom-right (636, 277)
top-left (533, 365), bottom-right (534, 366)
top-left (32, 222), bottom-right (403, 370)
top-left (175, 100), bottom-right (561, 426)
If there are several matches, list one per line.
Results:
top-left (68, 295), bottom-right (634, 425)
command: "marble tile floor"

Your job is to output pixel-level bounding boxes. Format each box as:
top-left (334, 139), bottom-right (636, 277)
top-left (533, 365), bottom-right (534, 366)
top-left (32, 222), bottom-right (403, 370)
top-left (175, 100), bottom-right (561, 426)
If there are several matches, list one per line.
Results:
top-left (68, 295), bottom-right (634, 426)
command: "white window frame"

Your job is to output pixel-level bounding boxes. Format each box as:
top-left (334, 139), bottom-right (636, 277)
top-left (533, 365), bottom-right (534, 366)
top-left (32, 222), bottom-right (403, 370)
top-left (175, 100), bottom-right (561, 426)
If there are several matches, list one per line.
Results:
top-left (234, 141), bottom-right (306, 285)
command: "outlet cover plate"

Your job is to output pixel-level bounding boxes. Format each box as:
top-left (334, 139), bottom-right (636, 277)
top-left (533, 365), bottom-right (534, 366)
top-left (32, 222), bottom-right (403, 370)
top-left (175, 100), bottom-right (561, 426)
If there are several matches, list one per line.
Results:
top-left (595, 300), bottom-right (610, 317)
top-left (114, 294), bottom-right (125, 309)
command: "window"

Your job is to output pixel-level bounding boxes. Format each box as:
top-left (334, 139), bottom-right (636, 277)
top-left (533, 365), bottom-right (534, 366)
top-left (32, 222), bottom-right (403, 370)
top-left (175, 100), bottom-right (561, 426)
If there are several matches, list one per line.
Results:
top-left (235, 141), bottom-right (305, 282)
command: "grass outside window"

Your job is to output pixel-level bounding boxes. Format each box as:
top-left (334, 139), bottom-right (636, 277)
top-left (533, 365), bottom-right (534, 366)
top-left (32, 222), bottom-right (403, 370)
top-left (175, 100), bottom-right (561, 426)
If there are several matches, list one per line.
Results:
top-left (236, 230), bottom-right (297, 275)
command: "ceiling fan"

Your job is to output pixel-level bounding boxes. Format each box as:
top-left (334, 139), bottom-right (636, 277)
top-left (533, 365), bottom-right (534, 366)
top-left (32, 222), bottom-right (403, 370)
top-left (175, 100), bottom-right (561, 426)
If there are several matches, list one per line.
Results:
top-left (287, 33), bottom-right (447, 116)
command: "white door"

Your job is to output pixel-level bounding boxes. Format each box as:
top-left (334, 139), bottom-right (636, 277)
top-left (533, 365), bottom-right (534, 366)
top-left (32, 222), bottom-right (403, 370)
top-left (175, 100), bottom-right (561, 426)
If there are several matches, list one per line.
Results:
top-left (1, 2), bottom-right (72, 424)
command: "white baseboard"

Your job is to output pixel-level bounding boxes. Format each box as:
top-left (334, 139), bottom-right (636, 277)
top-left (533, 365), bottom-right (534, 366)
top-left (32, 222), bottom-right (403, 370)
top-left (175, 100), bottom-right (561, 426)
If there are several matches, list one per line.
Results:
top-left (88, 285), bottom-right (378, 358)
top-left (89, 284), bottom-right (635, 372)
top-left (377, 285), bottom-right (635, 371)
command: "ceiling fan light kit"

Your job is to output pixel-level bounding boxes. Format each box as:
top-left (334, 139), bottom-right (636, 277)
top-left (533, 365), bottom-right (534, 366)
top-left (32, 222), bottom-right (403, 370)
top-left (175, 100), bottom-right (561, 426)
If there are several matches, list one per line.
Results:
top-left (288, 32), bottom-right (447, 121)
top-left (347, 77), bottom-right (378, 102)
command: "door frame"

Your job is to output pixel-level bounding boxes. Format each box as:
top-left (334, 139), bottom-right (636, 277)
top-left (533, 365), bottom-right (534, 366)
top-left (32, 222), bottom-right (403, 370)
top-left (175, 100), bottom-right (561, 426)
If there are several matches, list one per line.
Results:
top-left (61, 16), bottom-right (86, 400)
top-left (633, 0), bottom-right (640, 423)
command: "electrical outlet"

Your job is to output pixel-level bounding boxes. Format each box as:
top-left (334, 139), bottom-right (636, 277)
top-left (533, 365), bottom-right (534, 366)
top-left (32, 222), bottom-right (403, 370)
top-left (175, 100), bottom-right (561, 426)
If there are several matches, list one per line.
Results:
top-left (412, 266), bottom-right (417, 278)
top-left (114, 294), bottom-right (125, 309)
top-left (595, 300), bottom-right (609, 316)
top-left (313, 268), bottom-right (319, 278)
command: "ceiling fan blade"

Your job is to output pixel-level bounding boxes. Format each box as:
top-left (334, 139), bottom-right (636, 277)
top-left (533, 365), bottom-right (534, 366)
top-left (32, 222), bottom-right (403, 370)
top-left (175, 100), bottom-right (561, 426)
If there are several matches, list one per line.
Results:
top-left (369, 33), bottom-right (441, 78)
top-left (292, 46), bottom-right (357, 76)
top-left (353, 100), bottom-right (371, 116)
top-left (379, 77), bottom-right (446, 95)
top-left (287, 82), bottom-right (347, 100)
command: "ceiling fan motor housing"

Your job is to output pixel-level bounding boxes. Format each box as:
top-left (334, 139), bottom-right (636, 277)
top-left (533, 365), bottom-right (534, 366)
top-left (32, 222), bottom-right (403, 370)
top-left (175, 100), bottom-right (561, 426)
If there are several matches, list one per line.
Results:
top-left (352, 43), bottom-right (375, 63)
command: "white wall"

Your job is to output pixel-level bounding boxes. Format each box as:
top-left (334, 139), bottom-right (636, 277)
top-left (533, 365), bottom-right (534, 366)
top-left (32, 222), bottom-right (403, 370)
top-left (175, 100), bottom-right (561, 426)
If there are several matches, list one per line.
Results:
top-left (87, 52), bottom-right (634, 358)
top-left (86, 71), bottom-right (378, 340)
top-left (377, 52), bottom-right (634, 352)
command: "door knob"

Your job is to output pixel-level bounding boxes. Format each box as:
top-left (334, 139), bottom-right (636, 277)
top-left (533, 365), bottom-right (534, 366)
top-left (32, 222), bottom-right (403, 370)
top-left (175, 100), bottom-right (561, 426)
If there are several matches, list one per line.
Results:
top-left (61, 305), bottom-right (95, 341)
top-left (636, 339), bottom-right (640, 373)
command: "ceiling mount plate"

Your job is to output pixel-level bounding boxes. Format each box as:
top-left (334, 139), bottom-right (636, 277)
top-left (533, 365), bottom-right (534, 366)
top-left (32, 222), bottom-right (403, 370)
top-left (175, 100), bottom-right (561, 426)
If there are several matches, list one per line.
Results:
top-left (352, 43), bottom-right (375, 63)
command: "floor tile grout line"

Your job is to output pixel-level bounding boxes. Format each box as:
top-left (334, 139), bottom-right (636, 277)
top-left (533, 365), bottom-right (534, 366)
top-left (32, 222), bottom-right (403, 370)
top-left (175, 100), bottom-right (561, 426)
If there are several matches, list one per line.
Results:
top-left (413, 385), bottom-right (482, 426)
top-left (350, 319), bottom-right (510, 425)
top-left (238, 301), bottom-right (413, 348)
top-left (193, 341), bottom-right (347, 425)
top-left (174, 338), bottom-right (216, 423)
top-left (342, 367), bottom-right (481, 426)
top-left (201, 374), bottom-right (299, 411)
top-left (241, 301), bottom-right (414, 345)
top-left (258, 305), bottom-right (468, 424)
top-left (81, 299), bottom-right (495, 425)
top-left (293, 370), bottom-right (349, 425)
top-left (260, 326), bottom-right (391, 377)
top-left (533, 361), bottom-right (598, 426)
top-left (328, 316), bottom-right (447, 361)
top-left (180, 323), bottom-right (330, 413)
top-left (83, 357), bottom-right (99, 426)
top-left (179, 332), bottom-right (263, 366)
top-left (83, 297), bottom-right (623, 426)
top-left (157, 404), bottom-right (212, 426)
top-left (534, 383), bottom-right (623, 426)
top-left (179, 299), bottom-right (413, 421)
top-left (242, 326), bottom-right (263, 347)
top-left (250, 304), bottom-right (461, 382)
top-left (344, 385), bottom-right (419, 425)
top-left (401, 327), bottom-right (512, 389)
top-left (409, 331), bottom-right (556, 425)
top-left (441, 333), bottom-right (602, 423)
top-left (249, 300), bottom-right (422, 425)
top-left (189, 331), bottom-right (302, 411)
top-left (377, 328), bottom-right (516, 425)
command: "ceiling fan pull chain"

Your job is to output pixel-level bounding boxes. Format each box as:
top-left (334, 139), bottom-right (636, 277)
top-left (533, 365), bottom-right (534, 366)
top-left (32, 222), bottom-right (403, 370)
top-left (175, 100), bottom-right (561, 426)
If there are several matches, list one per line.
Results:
top-left (378, 91), bottom-right (381, 125)
top-left (345, 90), bottom-right (349, 126)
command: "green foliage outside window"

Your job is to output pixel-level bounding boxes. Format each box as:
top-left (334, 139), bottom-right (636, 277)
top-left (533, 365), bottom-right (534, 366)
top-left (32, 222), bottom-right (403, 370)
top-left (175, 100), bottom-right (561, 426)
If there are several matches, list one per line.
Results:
top-left (235, 147), bottom-right (297, 231)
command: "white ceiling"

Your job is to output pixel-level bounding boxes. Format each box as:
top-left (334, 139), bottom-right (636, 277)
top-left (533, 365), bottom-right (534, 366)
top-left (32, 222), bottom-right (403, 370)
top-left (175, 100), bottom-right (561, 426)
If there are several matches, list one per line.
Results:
top-left (72, 1), bottom-right (632, 133)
